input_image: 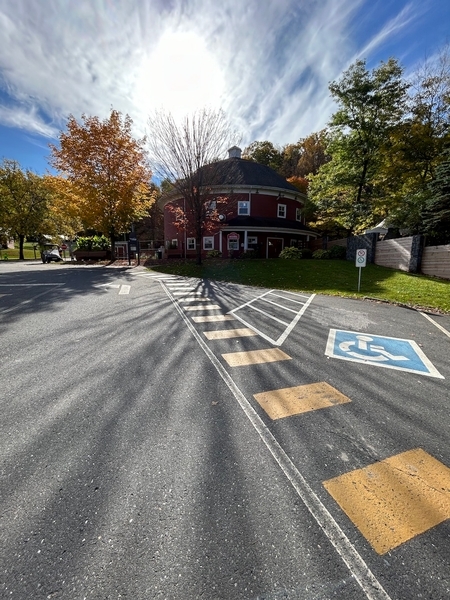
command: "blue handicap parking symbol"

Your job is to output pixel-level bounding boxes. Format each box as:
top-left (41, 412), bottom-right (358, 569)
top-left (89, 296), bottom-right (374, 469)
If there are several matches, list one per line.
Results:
top-left (325, 329), bottom-right (443, 378)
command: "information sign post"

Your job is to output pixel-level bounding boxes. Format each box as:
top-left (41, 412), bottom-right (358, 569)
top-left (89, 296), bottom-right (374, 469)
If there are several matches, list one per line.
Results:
top-left (355, 249), bottom-right (367, 292)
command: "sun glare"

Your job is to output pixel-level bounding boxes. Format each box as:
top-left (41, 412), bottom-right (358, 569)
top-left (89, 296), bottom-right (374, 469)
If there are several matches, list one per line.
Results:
top-left (134, 30), bottom-right (225, 118)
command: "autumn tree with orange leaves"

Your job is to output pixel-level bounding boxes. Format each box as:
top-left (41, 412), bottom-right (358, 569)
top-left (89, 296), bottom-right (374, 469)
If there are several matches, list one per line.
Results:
top-left (50, 109), bottom-right (154, 255)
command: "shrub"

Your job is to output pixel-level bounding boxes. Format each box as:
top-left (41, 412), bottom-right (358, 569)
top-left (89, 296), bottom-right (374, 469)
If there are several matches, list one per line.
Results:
top-left (76, 235), bottom-right (110, 251)
top-left (239, 249), bottom-right (258, 259)
top-left (312, 249), bottom-right (331, 259)
top-left (279, 246), bottom-right (303, 259)
top-left (300, 248), bottom-right (313, 259)
top-left (206, 249), bottom-right (222, 258)
top-left (328, 245), bottom-right (347, 259)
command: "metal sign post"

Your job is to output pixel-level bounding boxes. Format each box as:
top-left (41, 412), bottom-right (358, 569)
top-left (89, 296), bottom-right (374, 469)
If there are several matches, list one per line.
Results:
top-left (355, 249), bottom-right (367, 292)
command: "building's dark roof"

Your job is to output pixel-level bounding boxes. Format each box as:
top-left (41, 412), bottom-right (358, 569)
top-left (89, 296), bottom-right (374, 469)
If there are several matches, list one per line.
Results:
top-left (202, 157), bottom-right (300, 193)
top-left (225, 216), bottom-right (317, 234)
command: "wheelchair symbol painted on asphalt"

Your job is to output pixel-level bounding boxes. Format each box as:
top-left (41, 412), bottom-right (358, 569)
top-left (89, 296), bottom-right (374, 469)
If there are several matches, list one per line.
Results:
top-left (325, 330), bottom-right (444, 378)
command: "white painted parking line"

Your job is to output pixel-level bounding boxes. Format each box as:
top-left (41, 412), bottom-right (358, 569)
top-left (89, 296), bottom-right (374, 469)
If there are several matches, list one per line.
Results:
top-left (228, 290), bottom-right (316, 346)
top-left (119, 285), bottom-right (131, 295)
top-left (181, 298), bottom-right (210, 302)
top-left (419, 312), bottom-right (450, 339)
top-left (261, 297), bottom-right (300, 314)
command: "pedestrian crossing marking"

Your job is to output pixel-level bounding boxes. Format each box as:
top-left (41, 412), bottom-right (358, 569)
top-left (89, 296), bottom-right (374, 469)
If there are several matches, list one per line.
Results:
top-left (222, 348), bottom-right (291, 367)
top-left (253, 382), bottom-right (351, 420)
top-left (323, 448), bottom-right (450, 554)
top-left (184, 304), bottom-right (221, 311)
top-left (192, 315), bottom-right (236, 323)
top-left (203, 328), bottom-right (258, 340)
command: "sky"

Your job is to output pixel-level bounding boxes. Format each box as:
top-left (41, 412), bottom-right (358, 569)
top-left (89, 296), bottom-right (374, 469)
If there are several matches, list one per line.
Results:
top-left (0, 0), bottom-right (449, 179)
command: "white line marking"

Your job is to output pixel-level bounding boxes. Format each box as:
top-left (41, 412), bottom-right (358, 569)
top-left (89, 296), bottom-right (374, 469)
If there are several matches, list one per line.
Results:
top-left (119, 285), bottom-right (131, 295)
top-left (163, 285), bottom-right (392, 600)
top-left (269, 292), bottom-right (306, 305)
top-left (261, 297), bottom-right (300, 314)
top-left (0, 286), bottom-right (63, 314)
top-left (419, 311), bottom-right (450, 339)
top-left (236, 303), bottom-right (290, 326)
top-left (0, 283), bottom-right (64, 286)
top-left (97, 284), bottom-right (120, 288)
top-left (228, 289), bottom-right (315, 345)
top-left (180, 298), bottom-right (210, 302)
top-left (276, 293), bottom-right (316, 345)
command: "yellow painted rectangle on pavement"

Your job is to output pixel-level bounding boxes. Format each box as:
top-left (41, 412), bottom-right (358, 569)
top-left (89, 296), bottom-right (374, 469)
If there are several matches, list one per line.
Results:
top-left (253, 382), bottom-right (350, 420)
top-left (192, 315), bottom-right (235, 323)
top-left (203, 328), bottom-right (257, 340)
top-left (323, 448), bottom-right (450, 554)
top-left (222, 348), bottom-right (291, 367)
top-left (184, 305), bottom-right (221, 311)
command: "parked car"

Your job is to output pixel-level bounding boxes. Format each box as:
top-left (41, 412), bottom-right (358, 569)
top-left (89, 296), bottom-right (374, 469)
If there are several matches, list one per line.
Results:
top-left (41, 244), bottom-right (63, 263)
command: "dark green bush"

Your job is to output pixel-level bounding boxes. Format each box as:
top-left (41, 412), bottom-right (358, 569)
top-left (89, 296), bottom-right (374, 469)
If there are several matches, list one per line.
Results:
top-left (300, 248), bottom-right (313, 259)
top-left (279, 246), bottom-right (303, 259)
top-left (239, 249), bottom-right (258, 259)
top-left (312, 249), bottom-right (331, 259)
top-left (329, 245), bottom-right (347, 259)
top-left (206, 249), bottom-right (222, 258)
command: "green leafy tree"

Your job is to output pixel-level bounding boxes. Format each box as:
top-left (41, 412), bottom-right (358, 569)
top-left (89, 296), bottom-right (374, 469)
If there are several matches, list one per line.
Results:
top-left (242, 140), bottom-right (283, 172)
top-left (310, 58), bottom-right (409, 233)
top-left (0, 160), bottom-right (50, 259)
top-left (422, 143), bottom-right (450, 244)
top-left (385, 47), bottom-right (450, 231)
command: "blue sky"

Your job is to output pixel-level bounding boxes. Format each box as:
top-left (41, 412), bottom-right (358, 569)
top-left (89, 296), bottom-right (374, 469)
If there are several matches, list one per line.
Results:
top-left (0, 0), bottom-right (449, 177)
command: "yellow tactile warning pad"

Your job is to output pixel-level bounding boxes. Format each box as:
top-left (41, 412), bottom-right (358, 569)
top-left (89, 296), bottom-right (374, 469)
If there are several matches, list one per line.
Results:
top-left (203, 328), bottom-right (258, 340)
top-left (222, 348), bottom-right (291, 367)
top-left (192, 315), bottom-right (235, 323)
top-left (253, 382), bottom-right (351, 420)
top-left (323, 448), bottom-right (450, 554)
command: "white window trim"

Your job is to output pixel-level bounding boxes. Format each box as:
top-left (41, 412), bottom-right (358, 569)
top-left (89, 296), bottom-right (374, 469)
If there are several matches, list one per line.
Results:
top-left (203, 236), bottom-right (214, 250)
top-left (238, 200), bottom-right (250, 216)
top-left (228, 239), bottom-right (239, 251)
top-left (187, 237), bottom-right (196, 250)
top-left (247, 236), bottom-right (258, 245)
top-left (278, 203), bottom-right (287, 218)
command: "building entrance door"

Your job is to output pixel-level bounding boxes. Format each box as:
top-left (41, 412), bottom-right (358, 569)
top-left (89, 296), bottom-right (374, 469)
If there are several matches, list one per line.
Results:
top-left (267, 238), bottom-right (283, 258)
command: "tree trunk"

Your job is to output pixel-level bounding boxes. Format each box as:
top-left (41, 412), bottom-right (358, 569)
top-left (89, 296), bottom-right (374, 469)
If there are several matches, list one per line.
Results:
top-left (19, 234), bottom-right (25, 260)
top-left (109, 231), bottom-right (116, 261)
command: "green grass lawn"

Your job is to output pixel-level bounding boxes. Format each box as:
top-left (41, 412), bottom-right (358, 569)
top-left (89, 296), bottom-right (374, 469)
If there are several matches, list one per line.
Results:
top-left (149, 258), bottom-right (450, 313)
top-left (1, 242), bottom-right (40, 260)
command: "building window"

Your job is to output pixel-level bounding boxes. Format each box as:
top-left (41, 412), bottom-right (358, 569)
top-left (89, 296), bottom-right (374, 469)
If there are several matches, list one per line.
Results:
top-left (228, 238), bottom-right (239, 251)
top-left (187, 238), bottom-right (196, 250)
top-left (296, 208), bottom-right (302, 221)
top-left (278, 204), bottom-right (286, 218)
top-left (238, 200), bottom-right (250, 215)
top-left (203, 236), bottom-right (214, 250)
top-left (290, 239), bottom-right (297, 247)
top-left (247, 236), bottom-right (258, 245)
top-left (171, 239), bottom-right (178, 248)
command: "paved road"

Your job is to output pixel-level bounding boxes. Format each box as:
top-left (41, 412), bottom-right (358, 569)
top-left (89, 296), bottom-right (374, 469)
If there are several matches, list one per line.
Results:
top-left (1, 261), bottom-right (449, 599)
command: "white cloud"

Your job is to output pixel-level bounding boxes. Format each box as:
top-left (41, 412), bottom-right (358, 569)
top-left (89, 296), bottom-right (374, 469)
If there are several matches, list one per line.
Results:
top-left (0, 0), bottom-right (435, 152)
